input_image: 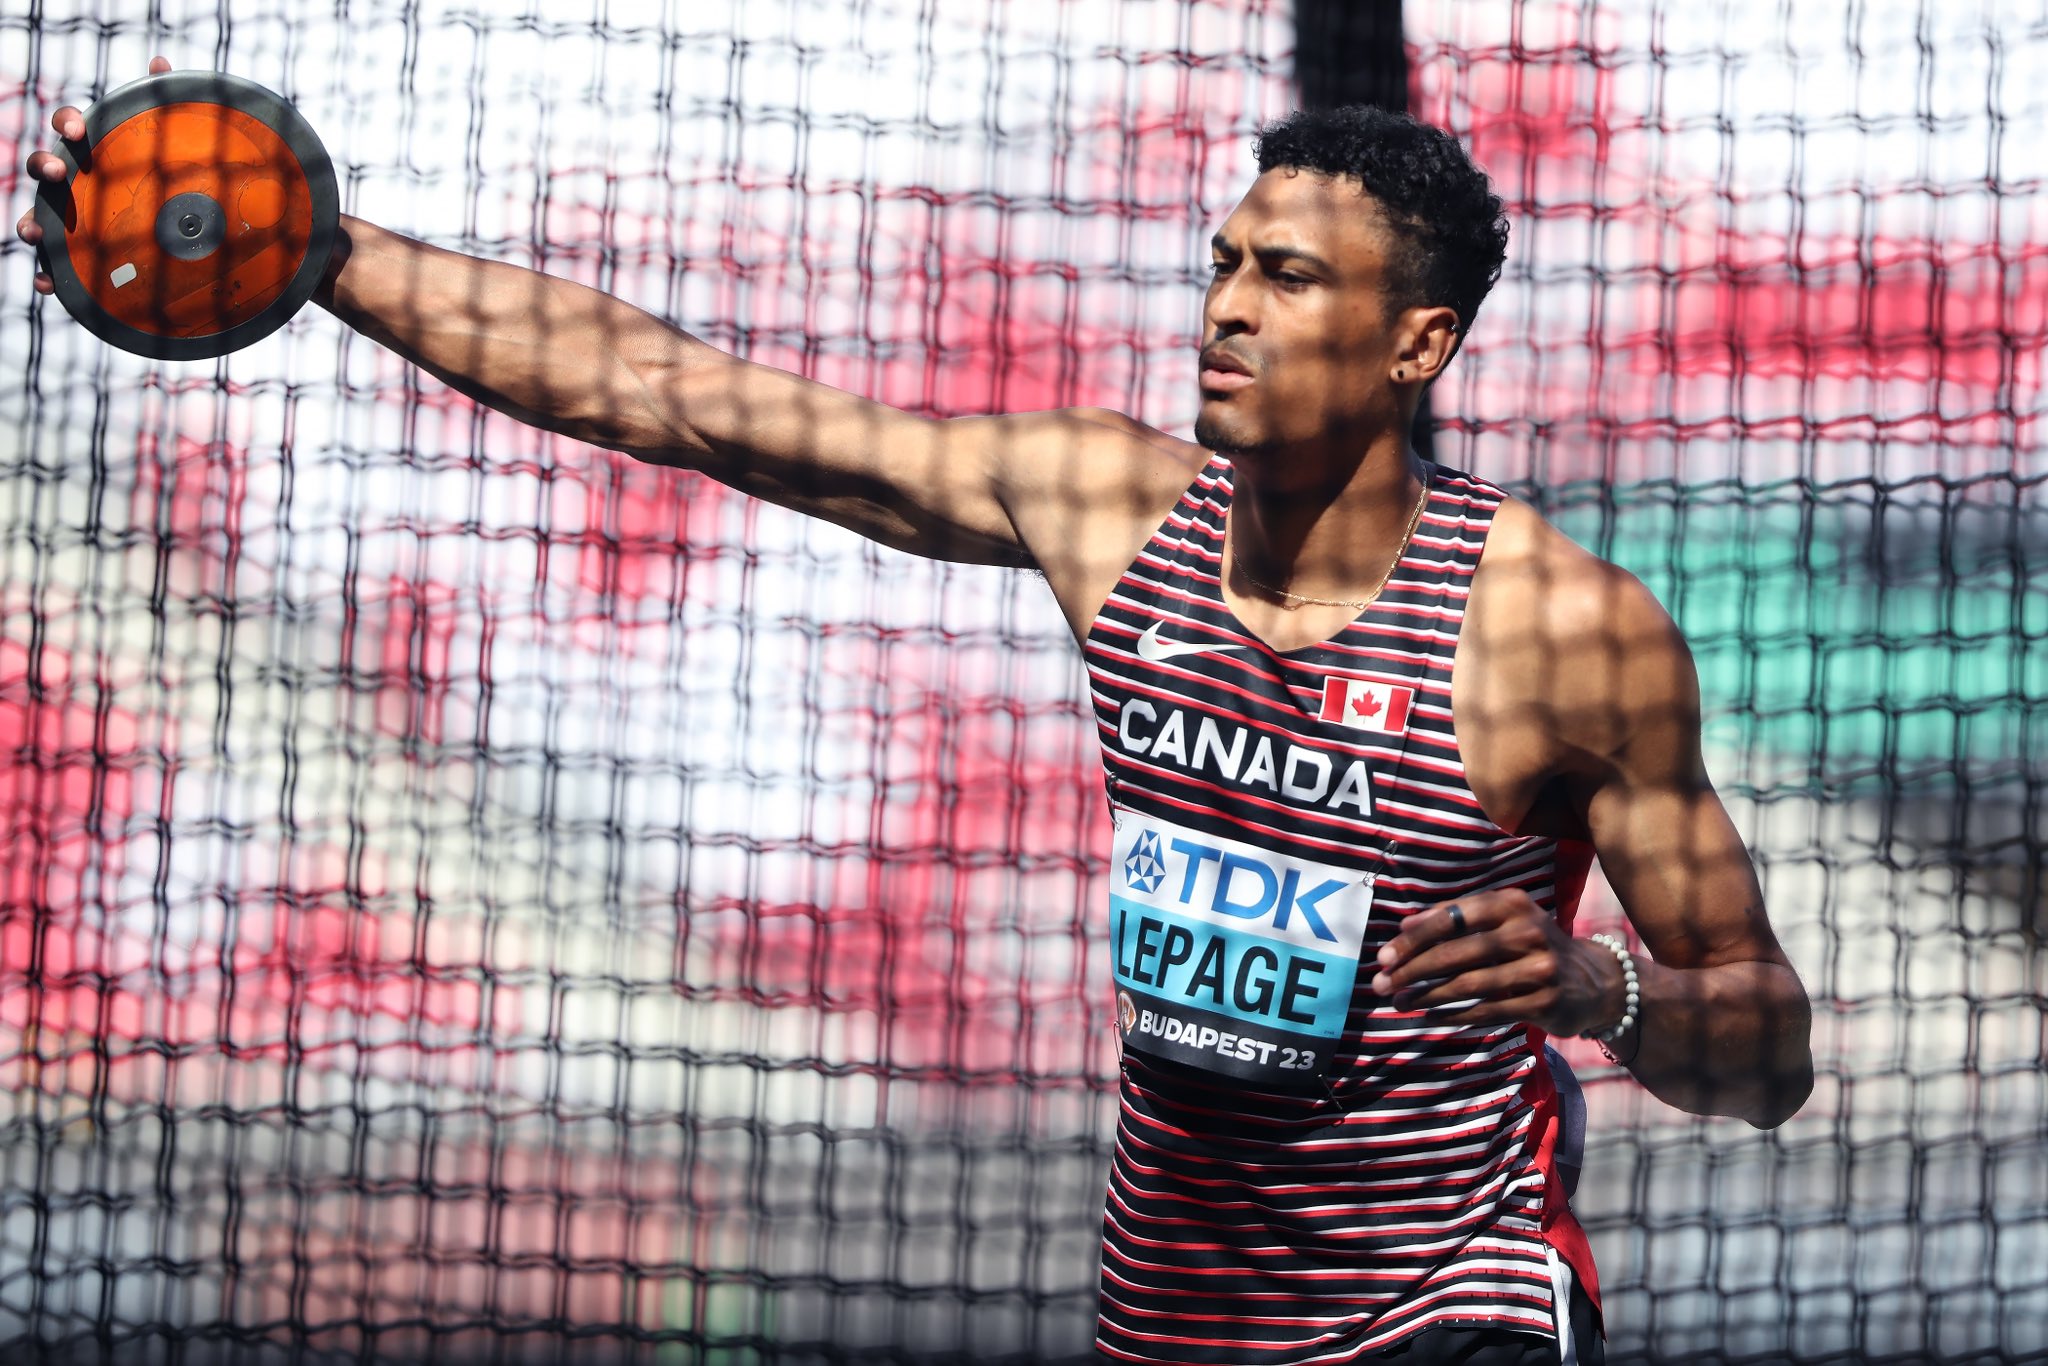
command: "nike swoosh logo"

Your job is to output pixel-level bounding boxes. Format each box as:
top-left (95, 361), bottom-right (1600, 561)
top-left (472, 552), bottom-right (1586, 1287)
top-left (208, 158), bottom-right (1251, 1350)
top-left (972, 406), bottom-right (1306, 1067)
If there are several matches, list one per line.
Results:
top-left (1135, 620), bottom-right (1247, 663)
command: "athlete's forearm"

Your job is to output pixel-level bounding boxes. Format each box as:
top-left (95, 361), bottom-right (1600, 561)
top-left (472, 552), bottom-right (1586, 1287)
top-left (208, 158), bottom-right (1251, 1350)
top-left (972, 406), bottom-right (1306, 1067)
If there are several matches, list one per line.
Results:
top-left (316, 215), bottom-right (709, 459)
top-left (1621, 956), bottom-right (1813, 1128)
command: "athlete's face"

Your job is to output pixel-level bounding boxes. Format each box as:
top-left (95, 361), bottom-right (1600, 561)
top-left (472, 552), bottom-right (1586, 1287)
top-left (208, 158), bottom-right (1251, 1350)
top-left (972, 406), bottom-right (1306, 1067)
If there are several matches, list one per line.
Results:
top-left (1195, 169), bottom-right (1448, 462)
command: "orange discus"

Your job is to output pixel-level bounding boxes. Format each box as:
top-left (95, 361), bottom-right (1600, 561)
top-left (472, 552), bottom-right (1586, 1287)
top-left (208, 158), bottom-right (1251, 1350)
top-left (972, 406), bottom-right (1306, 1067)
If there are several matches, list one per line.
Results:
top-left (32, 71), bottom-right (338, 361)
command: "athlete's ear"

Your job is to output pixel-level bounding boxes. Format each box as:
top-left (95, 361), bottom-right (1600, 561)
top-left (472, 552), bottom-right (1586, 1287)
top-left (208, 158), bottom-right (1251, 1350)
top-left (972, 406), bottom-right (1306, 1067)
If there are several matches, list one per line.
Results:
top-left (1390, 305), bottom-right (1461, 388)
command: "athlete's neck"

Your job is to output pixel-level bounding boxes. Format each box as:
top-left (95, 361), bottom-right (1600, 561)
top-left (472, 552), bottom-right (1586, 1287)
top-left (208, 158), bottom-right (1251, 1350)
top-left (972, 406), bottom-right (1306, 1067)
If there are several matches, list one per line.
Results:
top-left (1223, 437), bottom-right (1430, 609)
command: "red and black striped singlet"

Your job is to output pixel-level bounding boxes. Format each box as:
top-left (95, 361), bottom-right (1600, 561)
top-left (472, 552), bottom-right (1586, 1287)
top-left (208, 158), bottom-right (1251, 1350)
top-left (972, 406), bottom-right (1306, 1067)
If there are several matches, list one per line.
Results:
top-left (1083, 456), bottom-right (1599, 1363)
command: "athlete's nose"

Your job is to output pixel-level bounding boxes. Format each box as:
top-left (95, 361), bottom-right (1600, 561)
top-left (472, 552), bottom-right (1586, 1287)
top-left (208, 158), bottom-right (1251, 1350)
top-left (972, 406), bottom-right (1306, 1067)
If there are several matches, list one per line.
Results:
top-left (1204, 265), bottom-right (1259, 337)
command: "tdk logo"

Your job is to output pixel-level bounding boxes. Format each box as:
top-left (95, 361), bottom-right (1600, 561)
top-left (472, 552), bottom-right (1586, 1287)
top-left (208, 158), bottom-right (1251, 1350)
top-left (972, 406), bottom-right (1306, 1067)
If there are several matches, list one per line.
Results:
top-left (1124, 828), bottom-right (1345, 943)
top-left (1124, 830), bottom-right (1167, 893)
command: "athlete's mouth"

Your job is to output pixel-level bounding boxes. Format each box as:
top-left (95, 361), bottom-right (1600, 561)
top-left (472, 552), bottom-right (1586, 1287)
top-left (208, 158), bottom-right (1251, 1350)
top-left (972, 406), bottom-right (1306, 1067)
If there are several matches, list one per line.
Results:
top-left (1199, 347), bottom-right (1255, 392)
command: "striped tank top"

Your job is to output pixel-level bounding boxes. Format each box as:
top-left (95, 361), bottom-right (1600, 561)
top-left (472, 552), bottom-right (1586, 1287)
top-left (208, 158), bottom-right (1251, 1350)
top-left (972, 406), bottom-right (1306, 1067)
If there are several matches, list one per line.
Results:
top-left (1083, 456), bottom-right (1598, 1363)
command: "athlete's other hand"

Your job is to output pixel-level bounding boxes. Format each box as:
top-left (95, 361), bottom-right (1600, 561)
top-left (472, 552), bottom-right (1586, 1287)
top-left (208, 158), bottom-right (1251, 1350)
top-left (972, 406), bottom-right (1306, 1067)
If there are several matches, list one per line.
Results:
top-left (16, 55), bottom-right (174, 293)
top-left (1370, 890), bottom-right (1626, 1037)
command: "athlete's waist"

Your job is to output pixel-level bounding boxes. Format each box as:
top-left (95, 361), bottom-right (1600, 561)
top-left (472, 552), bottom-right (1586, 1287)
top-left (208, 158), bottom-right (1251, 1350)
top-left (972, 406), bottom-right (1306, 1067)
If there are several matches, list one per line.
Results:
top-left (1119, 1041), bottom-right (1543, 1143)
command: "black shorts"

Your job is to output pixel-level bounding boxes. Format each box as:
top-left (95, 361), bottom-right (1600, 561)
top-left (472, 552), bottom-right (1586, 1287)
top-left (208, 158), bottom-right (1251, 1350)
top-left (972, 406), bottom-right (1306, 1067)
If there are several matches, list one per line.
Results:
top-left (1359, 1277), bottom-right (1605, 1365)
top-left (1091, 1273), bottom-right (1602, 1366)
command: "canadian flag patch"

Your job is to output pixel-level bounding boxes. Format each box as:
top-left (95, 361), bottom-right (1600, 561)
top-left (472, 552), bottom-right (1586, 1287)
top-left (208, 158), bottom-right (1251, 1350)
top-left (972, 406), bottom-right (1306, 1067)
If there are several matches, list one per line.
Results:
top-left (1319, 677), bottom-right (1414, 734)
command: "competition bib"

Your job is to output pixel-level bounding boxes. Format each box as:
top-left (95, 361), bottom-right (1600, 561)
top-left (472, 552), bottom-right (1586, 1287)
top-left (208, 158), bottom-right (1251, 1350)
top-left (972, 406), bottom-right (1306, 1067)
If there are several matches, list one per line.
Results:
top-left (1108, 808), bottom-right (1376, 1084)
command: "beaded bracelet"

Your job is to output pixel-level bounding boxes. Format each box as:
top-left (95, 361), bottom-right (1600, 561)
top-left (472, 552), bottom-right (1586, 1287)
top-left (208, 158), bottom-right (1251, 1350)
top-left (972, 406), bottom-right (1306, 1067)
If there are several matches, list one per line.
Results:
top-left (1582, 933), bottom-right (1640, 1064)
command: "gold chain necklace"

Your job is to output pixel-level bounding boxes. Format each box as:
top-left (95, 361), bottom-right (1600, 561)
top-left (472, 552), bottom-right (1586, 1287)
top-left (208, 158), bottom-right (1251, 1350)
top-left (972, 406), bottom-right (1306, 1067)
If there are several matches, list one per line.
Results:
top-left (1230, 468), bottom-right (1432, 612)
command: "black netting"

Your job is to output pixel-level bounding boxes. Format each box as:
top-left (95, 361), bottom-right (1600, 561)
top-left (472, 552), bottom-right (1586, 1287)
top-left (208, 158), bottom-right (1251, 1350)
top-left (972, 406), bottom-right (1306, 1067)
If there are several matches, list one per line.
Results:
top-left (1410, 3), bottom-right (2046, 1360)
top-left (3, 2), bottom-right (2044, 1363)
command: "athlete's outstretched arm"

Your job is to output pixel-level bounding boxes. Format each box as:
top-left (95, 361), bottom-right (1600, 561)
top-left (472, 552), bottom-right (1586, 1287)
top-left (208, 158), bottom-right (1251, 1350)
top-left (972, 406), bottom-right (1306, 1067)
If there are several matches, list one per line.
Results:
top-left (313, 217), bottom-right (1051, 563)
top-left (1372, 551), bottom-right (1815, 1129)
top-left (319, 216), bottom-right (1204, 634)
top-left (15, 63), bottom-right (1191, 586)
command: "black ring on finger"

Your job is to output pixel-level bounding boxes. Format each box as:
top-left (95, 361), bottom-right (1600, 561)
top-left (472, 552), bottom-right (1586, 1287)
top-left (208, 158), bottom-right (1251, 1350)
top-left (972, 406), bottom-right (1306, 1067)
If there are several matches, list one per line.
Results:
top-left (1446, 903), bottom-right (1466, 936)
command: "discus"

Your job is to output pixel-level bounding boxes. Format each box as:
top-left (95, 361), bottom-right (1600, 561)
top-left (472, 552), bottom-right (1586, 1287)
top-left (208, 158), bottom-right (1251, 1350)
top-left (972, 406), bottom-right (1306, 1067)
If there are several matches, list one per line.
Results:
top-left (31, 71), bottom-right (339, 361)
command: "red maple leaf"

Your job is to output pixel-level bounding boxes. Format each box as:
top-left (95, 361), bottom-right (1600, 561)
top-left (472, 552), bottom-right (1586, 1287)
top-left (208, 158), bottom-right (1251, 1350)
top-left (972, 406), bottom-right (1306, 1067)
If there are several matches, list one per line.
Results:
top-left (1351, 690), bottom-right (1381, 720)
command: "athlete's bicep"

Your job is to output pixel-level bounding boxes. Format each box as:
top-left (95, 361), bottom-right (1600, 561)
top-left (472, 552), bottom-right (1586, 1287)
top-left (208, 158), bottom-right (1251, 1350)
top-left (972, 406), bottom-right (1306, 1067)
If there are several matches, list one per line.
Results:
top-left (634, 346), bottom-right (1037, 563)
top-left (1564, 569), bottom-right (1790, 972)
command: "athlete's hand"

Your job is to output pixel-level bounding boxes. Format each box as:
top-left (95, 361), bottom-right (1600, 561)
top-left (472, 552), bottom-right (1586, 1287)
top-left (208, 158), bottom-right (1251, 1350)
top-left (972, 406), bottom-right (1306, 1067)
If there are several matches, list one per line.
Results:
top-left (16, 55), bottom-right (175, 293)
top-left (1370, 889), bottom-right (1626, 1036)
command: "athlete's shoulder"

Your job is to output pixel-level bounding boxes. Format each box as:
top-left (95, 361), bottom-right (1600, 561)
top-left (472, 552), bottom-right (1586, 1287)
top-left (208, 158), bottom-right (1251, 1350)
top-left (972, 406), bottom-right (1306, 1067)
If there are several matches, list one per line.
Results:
top-left (1470, 494), bottom-right (1700, 759)
top-left (975, 408), bottom-right (1210, 640)
top-left (1035, 406), bottom-right (1210, 477)
top-left (976, 405), bottom-right (1208, 509)
top-left (1475, 494), bottom-right (1679, 645)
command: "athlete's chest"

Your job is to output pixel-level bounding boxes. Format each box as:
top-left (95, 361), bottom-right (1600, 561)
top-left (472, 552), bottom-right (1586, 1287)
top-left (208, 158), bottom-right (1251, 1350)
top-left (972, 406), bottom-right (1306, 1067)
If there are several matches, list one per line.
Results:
top-left (1089, 562), bottom-right (1479, 1086)
top-left (1089, 632), bottom-right (1436, 832)
top-left (1087, 526), bottom-right (1460, 819)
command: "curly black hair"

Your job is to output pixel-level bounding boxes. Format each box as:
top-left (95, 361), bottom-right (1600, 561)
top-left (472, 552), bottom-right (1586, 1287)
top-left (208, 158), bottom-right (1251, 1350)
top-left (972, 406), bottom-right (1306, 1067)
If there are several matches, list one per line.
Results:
top-left (1254, 106), bottom-right (1508, 337)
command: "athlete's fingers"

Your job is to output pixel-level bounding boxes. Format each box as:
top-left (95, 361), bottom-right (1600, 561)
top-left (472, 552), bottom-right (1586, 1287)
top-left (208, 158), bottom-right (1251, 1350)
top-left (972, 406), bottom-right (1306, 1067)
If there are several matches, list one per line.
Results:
top-left (43, 57), bottom-right (164, 152)
top-left (1375, 901), bottom-right (1481, 979)
top-left (26, 149), bottom-right (69, 183)
top-left (1392, 957), bottom-right (1562, 1014)
top-left (1373, 929), bottom-right (1510, 998)
top-left (19, 157), bottom-right (63, 293)
top-left (1374, 890), bottom-right (1532, 992)
top-left (16, 206), bottom-right (54, 292)
top-left (26, 61), bottom-right (167, 295)
top-left (1412, 935), bottom-right (1630, 1037)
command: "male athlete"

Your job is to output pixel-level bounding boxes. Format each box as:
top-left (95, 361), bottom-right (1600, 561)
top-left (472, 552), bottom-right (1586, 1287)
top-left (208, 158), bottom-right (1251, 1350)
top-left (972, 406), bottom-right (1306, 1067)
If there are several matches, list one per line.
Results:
top-left (22, 61), bottom-right (1814, 1365)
